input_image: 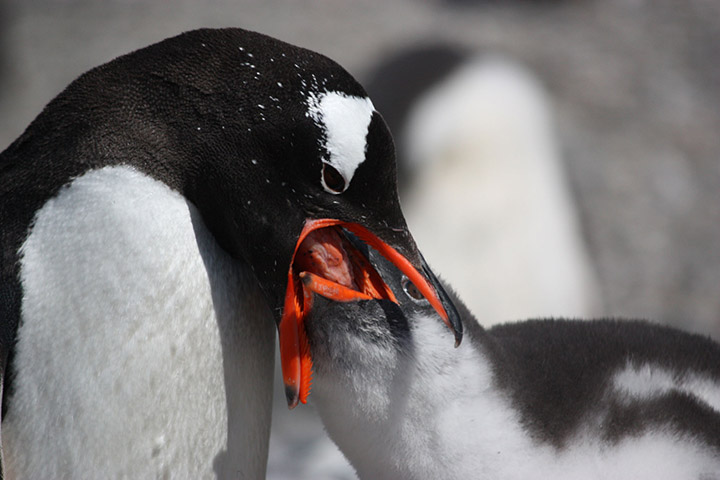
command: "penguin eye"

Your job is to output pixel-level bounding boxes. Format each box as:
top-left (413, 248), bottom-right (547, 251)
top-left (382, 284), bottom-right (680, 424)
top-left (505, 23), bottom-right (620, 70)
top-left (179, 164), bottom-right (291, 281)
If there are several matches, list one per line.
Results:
top-left (401, 276), bottom-right (426, 303)
top-left (322, 163), bottom-right (347, 194)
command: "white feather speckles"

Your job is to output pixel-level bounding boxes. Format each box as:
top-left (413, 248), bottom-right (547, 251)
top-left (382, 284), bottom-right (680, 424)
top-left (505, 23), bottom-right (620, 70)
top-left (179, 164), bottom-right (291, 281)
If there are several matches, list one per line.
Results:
top-left (306, 91), bottom-right (375, 194)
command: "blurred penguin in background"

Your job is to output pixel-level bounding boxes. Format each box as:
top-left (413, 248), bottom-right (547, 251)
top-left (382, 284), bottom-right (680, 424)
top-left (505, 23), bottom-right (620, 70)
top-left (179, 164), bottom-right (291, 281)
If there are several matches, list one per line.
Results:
top-left (364, 44), bottom-right (600, 326)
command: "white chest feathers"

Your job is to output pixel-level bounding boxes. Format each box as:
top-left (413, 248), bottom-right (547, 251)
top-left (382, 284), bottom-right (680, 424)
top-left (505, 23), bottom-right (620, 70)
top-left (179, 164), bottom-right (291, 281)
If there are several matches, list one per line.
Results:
top-left (4, 166), bottom-right (275, 478)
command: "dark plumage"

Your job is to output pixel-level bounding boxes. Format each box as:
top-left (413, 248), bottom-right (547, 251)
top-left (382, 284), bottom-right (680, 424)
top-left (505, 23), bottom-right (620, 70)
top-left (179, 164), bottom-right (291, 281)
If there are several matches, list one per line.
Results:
top-left (486, 318), bottom-right (720, 449)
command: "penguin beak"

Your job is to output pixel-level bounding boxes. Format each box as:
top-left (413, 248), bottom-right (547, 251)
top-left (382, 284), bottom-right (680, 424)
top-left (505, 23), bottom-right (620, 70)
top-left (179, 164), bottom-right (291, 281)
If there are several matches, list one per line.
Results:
top-left (279, 218), bottom-right (463, 409)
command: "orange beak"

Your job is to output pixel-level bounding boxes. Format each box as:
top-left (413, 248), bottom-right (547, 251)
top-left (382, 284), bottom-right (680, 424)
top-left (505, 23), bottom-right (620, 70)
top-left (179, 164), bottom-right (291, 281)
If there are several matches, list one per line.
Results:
top-left (279, 218), bottom-right (460, 409)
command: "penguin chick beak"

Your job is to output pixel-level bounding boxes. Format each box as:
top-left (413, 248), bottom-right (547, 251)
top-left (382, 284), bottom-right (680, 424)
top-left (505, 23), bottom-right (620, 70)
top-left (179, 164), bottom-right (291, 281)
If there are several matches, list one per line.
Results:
top-left (279, 218), bottom-right (463, 409)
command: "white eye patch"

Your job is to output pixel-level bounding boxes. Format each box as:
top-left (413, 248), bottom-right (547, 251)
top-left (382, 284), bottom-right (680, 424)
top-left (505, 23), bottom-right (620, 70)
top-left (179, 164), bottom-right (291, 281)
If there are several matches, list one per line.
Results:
top-left (307, 91), bottom-right (375, 194)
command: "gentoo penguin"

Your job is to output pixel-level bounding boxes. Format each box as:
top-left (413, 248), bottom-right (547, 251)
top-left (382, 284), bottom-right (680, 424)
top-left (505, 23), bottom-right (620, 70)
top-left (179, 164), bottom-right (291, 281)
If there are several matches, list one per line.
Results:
top-left (303, 247), bottom-right (720, 479)
top-left (365, 46), bottom-right (599, 325)
top-left (0, 28), bottom-right (461, 478)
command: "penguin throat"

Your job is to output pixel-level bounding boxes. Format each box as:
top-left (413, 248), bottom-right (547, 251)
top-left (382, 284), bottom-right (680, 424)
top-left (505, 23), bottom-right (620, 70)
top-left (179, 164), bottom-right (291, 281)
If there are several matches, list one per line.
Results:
top-left (293, 226), bottom-right (398, 305)
top-left (295, 227), bottom-right (359, 291)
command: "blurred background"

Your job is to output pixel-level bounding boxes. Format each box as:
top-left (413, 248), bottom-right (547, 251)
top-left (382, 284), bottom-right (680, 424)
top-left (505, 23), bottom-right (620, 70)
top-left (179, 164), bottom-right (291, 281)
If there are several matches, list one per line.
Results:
top-left (1, 0), bottom-right (719, 478)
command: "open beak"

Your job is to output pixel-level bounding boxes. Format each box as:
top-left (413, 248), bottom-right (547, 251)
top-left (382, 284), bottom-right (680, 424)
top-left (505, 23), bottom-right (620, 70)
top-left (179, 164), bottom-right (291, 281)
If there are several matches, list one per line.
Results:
top-left (279, 218), bottom-right (463, 409)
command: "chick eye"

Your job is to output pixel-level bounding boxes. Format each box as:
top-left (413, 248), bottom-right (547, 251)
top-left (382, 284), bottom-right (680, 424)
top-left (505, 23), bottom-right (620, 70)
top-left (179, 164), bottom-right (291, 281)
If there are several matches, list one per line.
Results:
top-left (401, 276), bottom-right (426, 303)
top-left (322, 163), bottom-right (347, 194)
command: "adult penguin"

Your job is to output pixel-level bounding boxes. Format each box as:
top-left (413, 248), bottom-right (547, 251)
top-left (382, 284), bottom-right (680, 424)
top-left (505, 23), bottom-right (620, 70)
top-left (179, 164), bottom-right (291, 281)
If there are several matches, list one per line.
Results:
top-left (0, 28), bottom-right (461, 478)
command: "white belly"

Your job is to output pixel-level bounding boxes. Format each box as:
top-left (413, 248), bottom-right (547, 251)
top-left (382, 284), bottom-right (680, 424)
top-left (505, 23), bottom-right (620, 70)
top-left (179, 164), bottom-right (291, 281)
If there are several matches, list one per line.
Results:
top-left (4, 166), bottom-right (275, 479)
